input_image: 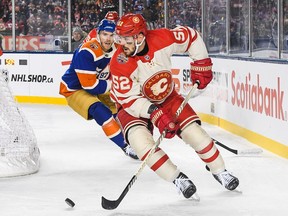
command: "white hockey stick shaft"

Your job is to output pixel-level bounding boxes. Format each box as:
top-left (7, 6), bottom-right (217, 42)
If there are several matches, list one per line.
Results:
top-left (213, 139), bottom-right (263, 155)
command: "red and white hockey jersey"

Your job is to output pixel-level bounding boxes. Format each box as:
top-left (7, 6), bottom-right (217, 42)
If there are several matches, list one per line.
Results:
top-left (110, 26), bottom-right (209, 118)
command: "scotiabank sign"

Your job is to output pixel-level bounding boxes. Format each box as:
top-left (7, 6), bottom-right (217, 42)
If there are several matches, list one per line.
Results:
top-left (2, 36), bottom-right (56, 51)
top-left (231, 70), bottom-right (286, 121)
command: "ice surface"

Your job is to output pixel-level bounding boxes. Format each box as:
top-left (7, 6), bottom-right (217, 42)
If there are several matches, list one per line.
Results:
top-left (1, 104), bottom-right (287, 216)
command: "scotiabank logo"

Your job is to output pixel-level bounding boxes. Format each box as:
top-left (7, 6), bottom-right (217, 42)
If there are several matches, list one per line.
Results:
top-left (231, 70), bottom-right (286, 121)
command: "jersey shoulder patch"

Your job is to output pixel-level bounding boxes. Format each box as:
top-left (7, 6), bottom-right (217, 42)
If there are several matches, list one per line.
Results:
top-left (110, 48), bottom-right (137, 77)
top-left (80, 39), bottom-right (104, 58)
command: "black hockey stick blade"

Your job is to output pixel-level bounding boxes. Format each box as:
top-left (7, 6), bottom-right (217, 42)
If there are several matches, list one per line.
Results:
top-left (102, 175), bottom-right (137, 210)
top-left (101, 197), bottom-right (119, 210)
top-left (214, 140), bottom-right (237, 154)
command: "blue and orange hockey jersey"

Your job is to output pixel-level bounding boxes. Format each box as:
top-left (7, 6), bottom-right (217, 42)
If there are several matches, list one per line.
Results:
top-left (59, 38), bottom-right (117, 97)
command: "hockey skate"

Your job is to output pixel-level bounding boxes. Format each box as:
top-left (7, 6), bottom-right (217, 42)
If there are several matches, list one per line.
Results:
top-left (122, 144), bottom-right (139, 160)
top-left (173, 172), bottom-right (200, 201)
top-left (213, 170), bottom-right (239, 191)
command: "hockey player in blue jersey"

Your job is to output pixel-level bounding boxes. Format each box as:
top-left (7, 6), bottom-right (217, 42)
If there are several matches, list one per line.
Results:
top-left (59, 19), bottom-right (138, 160)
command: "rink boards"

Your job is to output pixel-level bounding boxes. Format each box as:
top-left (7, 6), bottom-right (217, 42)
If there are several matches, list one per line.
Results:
top-left (0, 53), bottom-right (287, 158)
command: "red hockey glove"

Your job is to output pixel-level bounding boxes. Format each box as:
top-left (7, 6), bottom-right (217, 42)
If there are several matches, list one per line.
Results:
top-left (0, 49), bottom-right (3, 56)
top-left (190, 58), bottom-right (213, 89)
top-left (150, 107), bottom-right (178, 139)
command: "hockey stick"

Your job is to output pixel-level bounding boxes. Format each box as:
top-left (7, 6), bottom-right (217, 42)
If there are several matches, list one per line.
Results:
top-left (213, 139), bottom-right (263, 156)
top-left (101, 82), bottom-right (199, 210)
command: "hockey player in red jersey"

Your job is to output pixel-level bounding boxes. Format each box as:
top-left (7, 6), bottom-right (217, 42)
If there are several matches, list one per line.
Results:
top-left (83, 11), bottom-right (119, 43)
top-left (59, 18), bottom-right (138, 160)
top-left (109, 13), bottom-right (239, 199)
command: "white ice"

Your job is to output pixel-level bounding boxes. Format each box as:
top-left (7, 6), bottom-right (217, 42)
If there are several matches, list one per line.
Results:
top-left (1, 104), bottom-right (288, 216)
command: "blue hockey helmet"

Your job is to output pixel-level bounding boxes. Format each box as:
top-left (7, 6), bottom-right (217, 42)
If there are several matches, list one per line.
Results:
top-left (97, 19), bottom-right (116, 33)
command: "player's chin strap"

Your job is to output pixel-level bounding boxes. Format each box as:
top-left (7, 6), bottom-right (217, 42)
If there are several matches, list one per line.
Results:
top-left (132, 36), bottom-right (146, 56)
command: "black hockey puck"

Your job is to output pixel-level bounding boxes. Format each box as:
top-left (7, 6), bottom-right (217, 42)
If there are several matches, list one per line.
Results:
top-left (65, 198), bottom-right (75, 207)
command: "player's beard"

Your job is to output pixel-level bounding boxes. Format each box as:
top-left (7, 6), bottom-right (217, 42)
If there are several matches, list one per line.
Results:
top-left (123, 45), bottom-right (136, 57)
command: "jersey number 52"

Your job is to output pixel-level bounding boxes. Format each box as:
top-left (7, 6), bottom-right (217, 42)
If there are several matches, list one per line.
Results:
top-left (112, 75), bottom-right (130, 91)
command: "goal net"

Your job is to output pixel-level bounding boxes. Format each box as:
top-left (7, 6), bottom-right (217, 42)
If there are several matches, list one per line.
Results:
top-left (0, 69), bottom-right (40, 177)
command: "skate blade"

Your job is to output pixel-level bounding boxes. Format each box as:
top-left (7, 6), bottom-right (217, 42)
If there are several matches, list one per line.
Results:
top-left (191, 192), bottom-right (200, 202)
top-left (232, 187), bottom-right (243, 194)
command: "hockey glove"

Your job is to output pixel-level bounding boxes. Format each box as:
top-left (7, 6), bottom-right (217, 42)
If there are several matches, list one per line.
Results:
top-left (190, 58), bottom-right (213, 89)
top-left (150, 107), bottom-right (178, 139)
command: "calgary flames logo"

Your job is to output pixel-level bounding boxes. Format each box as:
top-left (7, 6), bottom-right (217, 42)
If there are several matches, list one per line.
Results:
top-left (132, 16), bottom-right (140, 23)
top-left (143, 71), bottom-right (173, 102)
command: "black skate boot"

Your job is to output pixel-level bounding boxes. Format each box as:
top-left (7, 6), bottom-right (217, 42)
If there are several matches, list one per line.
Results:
top-left (122, 144), bottom-right (139, 160)
top-left (173, 172), bottom-right (197, 199)
top-left (213, 170), bottom-right (239, 191)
